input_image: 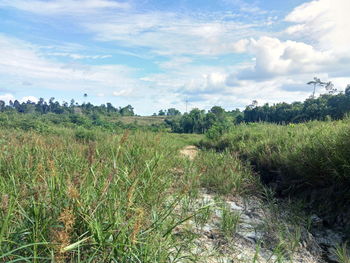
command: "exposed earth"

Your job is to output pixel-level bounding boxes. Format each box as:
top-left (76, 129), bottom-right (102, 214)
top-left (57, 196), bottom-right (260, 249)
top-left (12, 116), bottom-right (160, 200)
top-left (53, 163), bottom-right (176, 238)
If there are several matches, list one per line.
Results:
top-left (178, 146), bottom-right (348, 263)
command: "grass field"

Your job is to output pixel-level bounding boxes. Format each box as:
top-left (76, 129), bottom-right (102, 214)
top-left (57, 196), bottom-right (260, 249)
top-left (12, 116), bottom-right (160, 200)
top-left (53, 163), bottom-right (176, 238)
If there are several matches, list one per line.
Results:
top-left (1, 118), bottom-right (350, 262)
top-left (199, 119), bottom-right (350, 227)
top-left (0, 127), bottom-right (253, 262)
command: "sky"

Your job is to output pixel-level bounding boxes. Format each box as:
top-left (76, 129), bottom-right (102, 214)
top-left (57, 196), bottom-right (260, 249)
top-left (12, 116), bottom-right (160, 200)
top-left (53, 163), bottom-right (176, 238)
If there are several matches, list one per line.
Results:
top-left (0, 0), bottom-right (349, 115)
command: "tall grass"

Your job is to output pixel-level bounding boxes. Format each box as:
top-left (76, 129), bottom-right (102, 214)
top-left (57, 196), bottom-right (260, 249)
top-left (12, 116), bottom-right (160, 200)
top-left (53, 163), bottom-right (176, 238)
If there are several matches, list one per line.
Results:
top-left (0, 128), bottom-right (203, 262)
top-left (194, 150), bottom-right (258, 196)
top-left (199, 119), bottom-right (350, 227)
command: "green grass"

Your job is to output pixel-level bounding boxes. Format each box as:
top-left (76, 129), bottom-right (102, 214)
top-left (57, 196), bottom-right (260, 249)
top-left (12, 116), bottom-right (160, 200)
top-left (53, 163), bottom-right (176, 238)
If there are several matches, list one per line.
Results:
top-left (332, 243), bottom-right (350, 263)
top-left (194, 150), bottom-right (259, 196)
top-left (0, 121), bottom-right (261, 262)
top-left (118, 116), bottom-right (168, 126)
top-left (220, 203), bottom-right (241, 238)
top-left (2, 117), bottom-right (350, 261)
top-left (0, 128), bottom-right (204, 262)
top-left (199, 119), bottom-right (350, 228)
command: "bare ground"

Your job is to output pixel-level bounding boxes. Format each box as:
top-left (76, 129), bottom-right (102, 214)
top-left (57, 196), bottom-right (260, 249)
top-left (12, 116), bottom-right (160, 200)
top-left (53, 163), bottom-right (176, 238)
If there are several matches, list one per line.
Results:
top-left (177, 145), bottom-right (344, 262)
top-left (179, 145), bottom-right (199, 160)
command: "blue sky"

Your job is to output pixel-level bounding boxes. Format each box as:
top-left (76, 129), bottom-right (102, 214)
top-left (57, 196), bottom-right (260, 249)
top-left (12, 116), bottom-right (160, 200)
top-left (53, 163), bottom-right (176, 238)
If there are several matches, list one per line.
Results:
top-left (0, 0), bottom-right (349, 115)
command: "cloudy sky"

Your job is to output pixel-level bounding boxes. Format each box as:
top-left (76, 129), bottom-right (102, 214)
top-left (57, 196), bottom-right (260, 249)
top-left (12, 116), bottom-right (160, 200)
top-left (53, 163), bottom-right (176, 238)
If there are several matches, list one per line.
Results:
top-left (0, 0), bottom-right (349, 114)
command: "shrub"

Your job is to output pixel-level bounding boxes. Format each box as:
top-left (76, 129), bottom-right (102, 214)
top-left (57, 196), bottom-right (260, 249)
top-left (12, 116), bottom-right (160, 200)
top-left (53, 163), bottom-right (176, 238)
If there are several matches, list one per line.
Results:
top-left (74, 128), bottom-right (97, 142)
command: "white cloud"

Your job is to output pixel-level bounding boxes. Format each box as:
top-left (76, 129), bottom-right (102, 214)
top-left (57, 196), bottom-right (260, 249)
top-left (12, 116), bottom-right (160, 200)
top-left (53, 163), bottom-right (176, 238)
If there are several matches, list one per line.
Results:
top-left (0, 93), bottom-right (38, 103)
top-left (0, 93), bottom-right (15, 102)
top-left (0, 34), bottom-right (175, 114)
top-left (285, 0), bottom-right (350, 54)
top-left (21, 96), bottom-right (38, 103)
top-left (84, 12), bottom-right (270, 56)
top-left (0, 0), bottom-right (130, 15)
top-left (112, 89), bottom-right (133, 97)
top-left (225, 0), bottom-right (350, 96)
top-left (0, 34), bottom-right (140, 94)
top-left (48, 52), bottom-right (112, 60)
top-left (232, 36), bottom-right (335, 80)
top-left (158, 57), bottom-right (193, 70)
top-left (0, 0), bottom-right (273, 57)
top-left (1, 0), bottom-right (349, 114)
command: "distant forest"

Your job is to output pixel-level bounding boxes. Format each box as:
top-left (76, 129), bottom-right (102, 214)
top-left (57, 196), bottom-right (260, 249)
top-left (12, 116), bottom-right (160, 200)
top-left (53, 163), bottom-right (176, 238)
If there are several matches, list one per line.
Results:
top-left (1, 83), bottom-right (350, 135)
top-left (0, 98), bottom-right (135, 116)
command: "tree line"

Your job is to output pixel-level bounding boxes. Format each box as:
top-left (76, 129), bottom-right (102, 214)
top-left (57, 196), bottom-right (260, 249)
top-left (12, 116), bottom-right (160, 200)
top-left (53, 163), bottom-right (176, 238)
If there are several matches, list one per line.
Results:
top-left (244, 86), bottom-right (350, 123)
top-left (1, 81), bottom-right (349, 135)
top-left (0, 98), bottom-right (135, 116)
top-left (166, 84), bottom-right (350, 134)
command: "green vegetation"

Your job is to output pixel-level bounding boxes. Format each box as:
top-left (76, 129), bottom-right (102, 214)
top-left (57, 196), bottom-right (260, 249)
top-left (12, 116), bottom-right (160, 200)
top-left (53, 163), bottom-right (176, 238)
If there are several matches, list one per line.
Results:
top-left (332, 243), bottom-right (350, 263)
top-left (119, 116), bottom-right (167, 126)
top-left (165, 106), bottom-right (241, 135)
top-left (243, 91), bottom-right (350, 123)
top-left (0, 112), bottom-right (169, 134)
top-left (0, 122), bottom-right (257, 262)
top-left (2, 83), bottom-right (350, 136)
top-left (199, 119), bottom-right (350, 227)
top-left (1, 89), bottom-right (350, 261)
top-left (0, 97), bottom-right (135, 117)
top-left (0, 128), bottom-right (206, 262)
top-left (164, 86), bottom-right (350, 135)
top-left (220, 203), bottom-right (241, 238)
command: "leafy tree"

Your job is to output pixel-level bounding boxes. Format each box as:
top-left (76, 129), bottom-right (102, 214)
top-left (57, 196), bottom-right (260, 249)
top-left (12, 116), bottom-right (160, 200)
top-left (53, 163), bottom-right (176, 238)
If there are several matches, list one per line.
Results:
top-left (243, 84), bottom-right (350, 123)
top-left (158, 110), bottom-right (166, 116)
top-left (345, 85), bottom-right (350, 96)
top-left (166, 108), bottom-right (181, 116)
top-left (120, 105), bottom-right (134, 116)
top-left (0, 100), bottom-right (5, 112)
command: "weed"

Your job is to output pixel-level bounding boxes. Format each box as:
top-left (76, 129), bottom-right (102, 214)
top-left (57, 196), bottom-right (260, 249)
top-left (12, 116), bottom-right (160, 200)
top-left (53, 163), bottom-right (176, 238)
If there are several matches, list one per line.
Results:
top-left (332, 243), bottom-right (350, 263)
top-left (220, 203), bottom-right (241, 238)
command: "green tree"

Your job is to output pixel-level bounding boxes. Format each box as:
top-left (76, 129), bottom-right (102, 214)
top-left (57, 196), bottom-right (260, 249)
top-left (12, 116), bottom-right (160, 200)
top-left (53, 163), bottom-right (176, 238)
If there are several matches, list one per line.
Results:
top-left (166, 108), bottom-right (181, 116)
top-left (120, 105), bottom-right (134, 116)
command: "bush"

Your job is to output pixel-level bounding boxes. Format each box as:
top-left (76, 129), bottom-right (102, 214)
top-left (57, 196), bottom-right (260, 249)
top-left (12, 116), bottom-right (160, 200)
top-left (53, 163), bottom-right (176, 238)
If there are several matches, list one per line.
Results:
top-left (205, 122), bottom-right (230, 140)
top-left (75, 128), bottom-right (97, 142)
top-left (199, 120), bottom-right (350, 224)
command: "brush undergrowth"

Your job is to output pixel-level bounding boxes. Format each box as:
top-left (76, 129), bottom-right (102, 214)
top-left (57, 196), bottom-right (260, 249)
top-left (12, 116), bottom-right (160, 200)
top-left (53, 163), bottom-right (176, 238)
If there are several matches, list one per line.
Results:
top-left (0, 124), bottom-right (256, 262)
top-left (4, 117), bottom-right (347, 261)
top-left (0, 128), bottom-right (206, 262)
top-left (199, 119), bottom-right (350, 227)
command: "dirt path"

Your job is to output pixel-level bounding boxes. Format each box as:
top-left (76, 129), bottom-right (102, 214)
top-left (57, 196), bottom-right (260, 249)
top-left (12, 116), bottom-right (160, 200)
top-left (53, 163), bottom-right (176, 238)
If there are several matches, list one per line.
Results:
top-left (179, 145), bottom-right (198, 160)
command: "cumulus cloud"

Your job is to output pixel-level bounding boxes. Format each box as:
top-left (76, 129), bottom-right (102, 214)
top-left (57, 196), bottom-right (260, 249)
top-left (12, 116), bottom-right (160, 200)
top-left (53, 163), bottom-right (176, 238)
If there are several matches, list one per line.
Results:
top-left (232, 36), bottom-right (335, 80)
top-left (0, 93), bottom-right (38, 103)
top-left (225, 0), bottom-right (350, 96)
top-left (0, 93), bottom-right (15, 102)
top-left (285, 0), bottom-right (350, 53)
top-left (1, 0), bottom-right (350, 114)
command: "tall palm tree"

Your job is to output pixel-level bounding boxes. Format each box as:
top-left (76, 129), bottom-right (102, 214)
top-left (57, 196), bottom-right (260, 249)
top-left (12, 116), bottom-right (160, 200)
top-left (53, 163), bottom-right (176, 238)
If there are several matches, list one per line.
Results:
top-left (307, 77), bottom-right (322, 99)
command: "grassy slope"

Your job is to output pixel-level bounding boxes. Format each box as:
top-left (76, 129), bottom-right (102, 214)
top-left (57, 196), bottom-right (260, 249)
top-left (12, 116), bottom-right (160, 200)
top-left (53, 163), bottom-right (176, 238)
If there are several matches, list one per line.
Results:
top-left (199, 119), bottom-right (350, 227)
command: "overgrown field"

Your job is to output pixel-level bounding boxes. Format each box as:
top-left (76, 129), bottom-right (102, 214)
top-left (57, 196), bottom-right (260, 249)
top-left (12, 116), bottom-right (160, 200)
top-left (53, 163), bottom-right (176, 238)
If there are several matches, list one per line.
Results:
top-left (200, 119), bottom-right (350, 228)
top-left (0, 127), bottom-right (257, 262)
top-left (1, 118), bottom-right (350, 262)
